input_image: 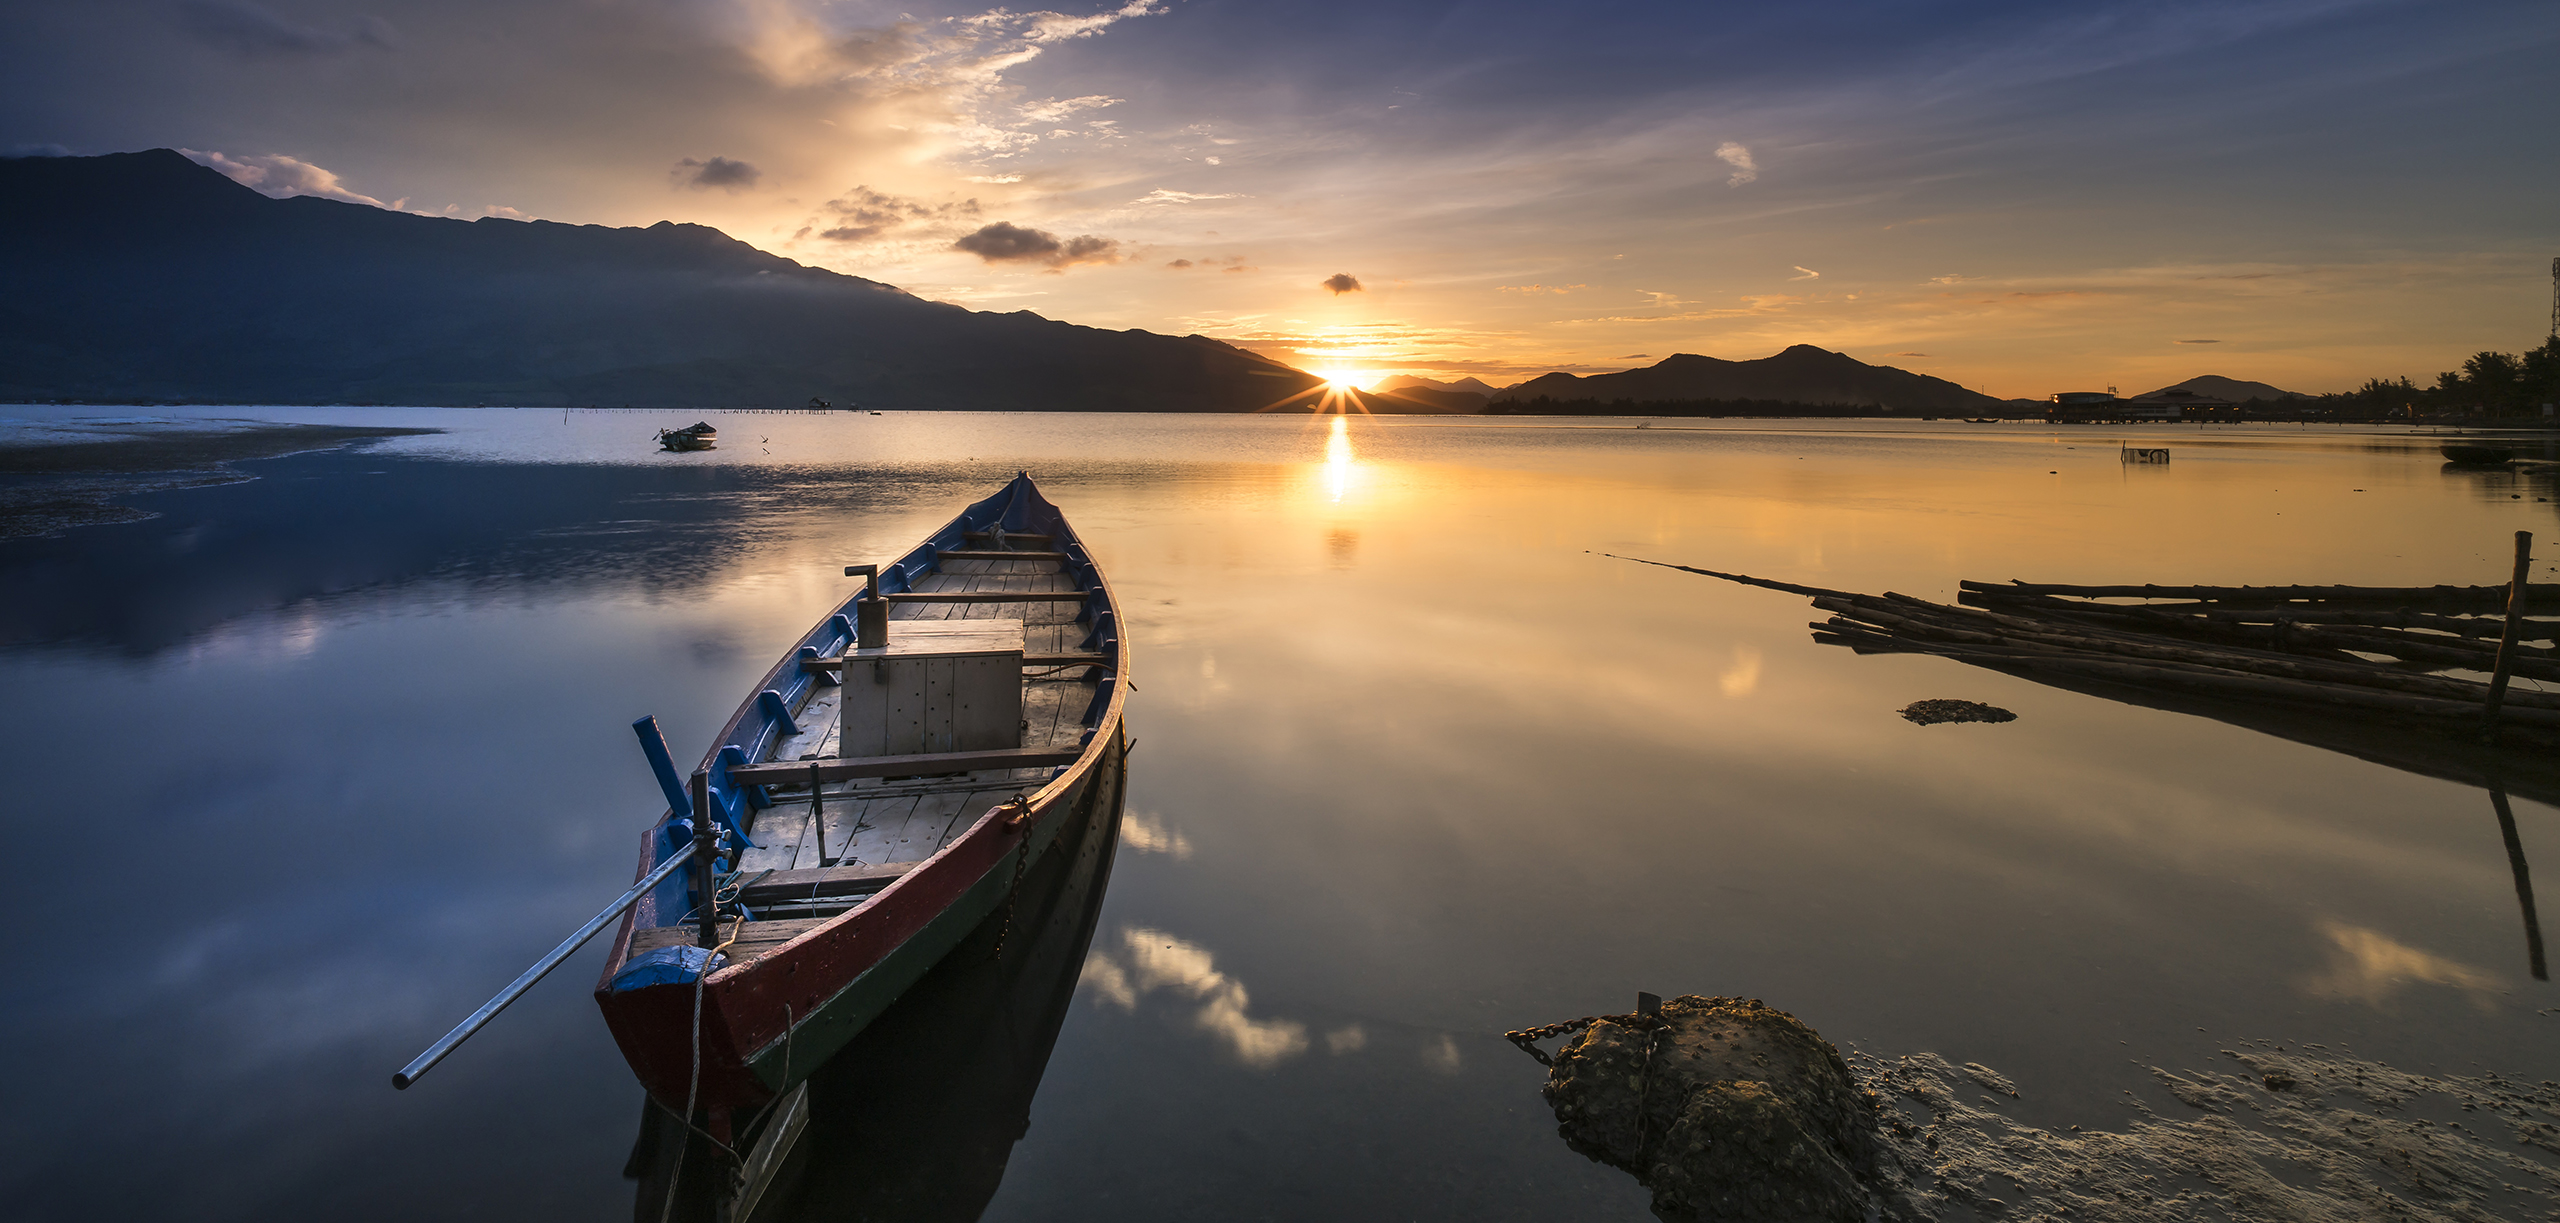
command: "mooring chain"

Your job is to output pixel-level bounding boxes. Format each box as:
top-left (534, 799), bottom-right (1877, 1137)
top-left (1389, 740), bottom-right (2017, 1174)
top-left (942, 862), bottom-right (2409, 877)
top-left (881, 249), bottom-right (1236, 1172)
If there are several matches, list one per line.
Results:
top-left (1504, 1010), bottom-right (1668, 1067)
top-left (989, 792), bottom-right (1035, 961)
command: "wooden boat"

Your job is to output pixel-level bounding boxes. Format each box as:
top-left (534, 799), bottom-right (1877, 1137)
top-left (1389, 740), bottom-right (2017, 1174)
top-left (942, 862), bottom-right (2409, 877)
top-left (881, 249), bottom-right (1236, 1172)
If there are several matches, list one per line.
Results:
top-left (2442, 441), bottom-right (2518, 464)
top-left (592, 473), bottom-right (1128, 1138)
top-left (658, 421), bottom-right (718, 451)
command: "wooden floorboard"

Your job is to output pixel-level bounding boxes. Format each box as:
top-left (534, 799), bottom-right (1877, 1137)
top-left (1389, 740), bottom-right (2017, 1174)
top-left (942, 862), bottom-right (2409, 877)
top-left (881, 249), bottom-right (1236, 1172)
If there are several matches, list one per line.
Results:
top-left (629, 917), bottom-right (830, 961)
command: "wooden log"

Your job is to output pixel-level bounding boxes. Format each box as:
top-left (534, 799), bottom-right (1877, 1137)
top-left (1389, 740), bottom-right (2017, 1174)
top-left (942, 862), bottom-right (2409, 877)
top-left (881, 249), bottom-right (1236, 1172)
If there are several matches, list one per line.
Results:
top-left (1813, 624), bottom-right (2560, 727)
top-left (2485, 531), bottom-right (2534, 736)
top-left (1595, 553), bottom-right (1858, 599)
top-left (1819, 606), bottom-right (2560, 711)
top-left (725, 746), bottom-right (1082, 787)
top-left (883, 587), bottom-right (1080, 606)
top-left (1960, 578), bottom-right (2560, 606)
top-left (2295, 623), bottom-right (2560, 681)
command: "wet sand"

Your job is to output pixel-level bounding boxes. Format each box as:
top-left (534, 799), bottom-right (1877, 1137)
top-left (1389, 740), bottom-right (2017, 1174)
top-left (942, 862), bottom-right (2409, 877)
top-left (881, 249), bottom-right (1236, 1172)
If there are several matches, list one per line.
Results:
top-left (0, 420), bottom-right (436, 537)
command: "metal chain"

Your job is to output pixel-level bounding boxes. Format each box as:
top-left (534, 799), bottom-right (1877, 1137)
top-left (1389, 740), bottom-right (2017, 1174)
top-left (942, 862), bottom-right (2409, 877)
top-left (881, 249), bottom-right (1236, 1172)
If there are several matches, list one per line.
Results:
top-left (989, 793), bottom-right (1034, 961)
top-left (1504, 1010), bottom-right (1668, 1067)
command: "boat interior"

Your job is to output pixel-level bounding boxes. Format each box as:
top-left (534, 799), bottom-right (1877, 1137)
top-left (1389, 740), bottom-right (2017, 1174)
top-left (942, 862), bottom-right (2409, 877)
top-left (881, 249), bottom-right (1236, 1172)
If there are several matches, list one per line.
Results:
top-left (618, 504), bottom-right (1118, 973)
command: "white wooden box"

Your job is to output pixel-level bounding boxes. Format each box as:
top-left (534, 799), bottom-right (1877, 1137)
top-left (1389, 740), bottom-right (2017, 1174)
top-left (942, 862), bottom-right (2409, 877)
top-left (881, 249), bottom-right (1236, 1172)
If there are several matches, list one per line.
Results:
top-left (835, 620), bottom-right (1025, 757)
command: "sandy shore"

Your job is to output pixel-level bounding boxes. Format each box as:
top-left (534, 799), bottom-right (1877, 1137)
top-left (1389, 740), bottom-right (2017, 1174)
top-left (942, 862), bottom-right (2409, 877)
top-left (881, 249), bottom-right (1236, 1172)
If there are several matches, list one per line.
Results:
top-left (0, 420), bottom-right (437, 538)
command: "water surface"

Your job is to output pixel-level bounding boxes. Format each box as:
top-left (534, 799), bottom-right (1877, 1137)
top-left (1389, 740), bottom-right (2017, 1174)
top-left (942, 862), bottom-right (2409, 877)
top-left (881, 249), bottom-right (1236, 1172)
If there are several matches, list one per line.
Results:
top-left (1, 408), bottom-right (2550, 1220)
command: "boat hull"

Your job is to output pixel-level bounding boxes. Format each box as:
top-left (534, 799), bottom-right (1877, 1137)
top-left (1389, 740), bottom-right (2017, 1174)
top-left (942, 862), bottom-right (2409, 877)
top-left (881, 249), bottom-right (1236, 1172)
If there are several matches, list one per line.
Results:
top-left (592, 473), bottom-right (1128, 1115)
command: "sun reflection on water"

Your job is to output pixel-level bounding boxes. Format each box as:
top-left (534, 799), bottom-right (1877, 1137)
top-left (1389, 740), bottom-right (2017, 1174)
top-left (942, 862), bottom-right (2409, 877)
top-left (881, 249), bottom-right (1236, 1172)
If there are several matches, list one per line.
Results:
top-left (1325, 414), bottom-right (1353, 501)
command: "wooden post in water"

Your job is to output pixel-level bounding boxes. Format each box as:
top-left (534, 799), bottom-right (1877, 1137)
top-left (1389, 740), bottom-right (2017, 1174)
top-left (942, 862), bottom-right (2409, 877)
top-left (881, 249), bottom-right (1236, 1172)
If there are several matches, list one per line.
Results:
top-left (2483, 531), bottom-right (2534, 739)
top-left (691, 769), bottom-right (721, 949)
top-left (2491, 787), bottom-right (2549, 981)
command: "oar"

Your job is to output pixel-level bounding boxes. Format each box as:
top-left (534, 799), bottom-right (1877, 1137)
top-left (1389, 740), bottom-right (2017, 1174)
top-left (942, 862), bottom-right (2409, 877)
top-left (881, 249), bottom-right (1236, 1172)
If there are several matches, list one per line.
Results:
top-left (393, 848), bottom-right (691, 1089)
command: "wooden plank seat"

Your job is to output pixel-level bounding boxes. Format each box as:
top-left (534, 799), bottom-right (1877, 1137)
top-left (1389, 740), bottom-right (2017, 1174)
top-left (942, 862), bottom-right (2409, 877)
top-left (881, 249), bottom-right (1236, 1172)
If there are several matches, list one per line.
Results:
top-left (877, 590), bottom-right (1088, 603)
top-left (734, 859), bottom-right (919, 906)
top-left (962, 530), bottom-right (1053, 543)
top-left (725, 746), bottom-right (1083, 787)
top-left (801, 651), bottom-right (1111, 672)
top-left (934, 550), bottom-right (1069, 561)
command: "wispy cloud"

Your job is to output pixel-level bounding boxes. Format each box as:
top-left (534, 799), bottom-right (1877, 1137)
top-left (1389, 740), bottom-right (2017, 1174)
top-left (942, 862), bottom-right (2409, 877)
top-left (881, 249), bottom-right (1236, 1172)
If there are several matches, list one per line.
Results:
top-left (1135, 188), bottom-right (1244, 205)
top-left (177, 149), bottom-right (388, 208)
top-left (1715, 141), bottom-right (1757, 186)
top-left (173, 0), bottom-right (396, 57)
top-left (1081, 926), bottom-right (1307, 1067)
top-left (1790, 266), bottom-right (1821, 280)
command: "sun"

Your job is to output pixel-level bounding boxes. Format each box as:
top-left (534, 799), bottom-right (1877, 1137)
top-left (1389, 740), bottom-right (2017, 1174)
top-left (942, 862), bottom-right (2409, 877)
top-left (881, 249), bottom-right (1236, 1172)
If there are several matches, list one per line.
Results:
top-left (1319, 369), bottom-right (1378, 392)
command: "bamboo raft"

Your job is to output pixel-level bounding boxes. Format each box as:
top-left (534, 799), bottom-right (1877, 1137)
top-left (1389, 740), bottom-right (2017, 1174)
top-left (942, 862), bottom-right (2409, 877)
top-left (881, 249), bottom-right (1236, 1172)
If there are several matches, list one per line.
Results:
top-left (1609, 535), bottom-right (2552, 980)
top-left (1618, 536), bottom-right (2556, 750)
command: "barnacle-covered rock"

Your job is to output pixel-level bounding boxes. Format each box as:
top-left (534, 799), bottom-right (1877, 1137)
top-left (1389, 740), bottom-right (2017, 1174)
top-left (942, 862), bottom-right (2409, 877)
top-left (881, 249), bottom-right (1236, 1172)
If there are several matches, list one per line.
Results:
top-left (1541, 996), bottom-right (1882, 1223)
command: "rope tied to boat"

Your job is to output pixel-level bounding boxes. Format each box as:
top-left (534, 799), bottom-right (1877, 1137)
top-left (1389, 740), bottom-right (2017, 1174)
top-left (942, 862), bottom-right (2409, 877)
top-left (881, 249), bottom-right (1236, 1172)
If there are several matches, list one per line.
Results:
top-left (657, 913), bottom-right (747, 1223)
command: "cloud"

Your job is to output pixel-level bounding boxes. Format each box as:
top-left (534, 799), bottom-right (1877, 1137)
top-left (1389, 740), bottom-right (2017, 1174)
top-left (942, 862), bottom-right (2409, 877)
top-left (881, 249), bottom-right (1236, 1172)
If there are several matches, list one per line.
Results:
top-left (953, 221), bottom-right (1122, 268)
top-left (1120, 811), bottom-right (1193, 858)
top-left (1790, 266), bottom-right (1821, 280)
top-left (3, 143), bottom-right (72, 159)
top-left (1166, 258), bottom-right (1193, 268)
top-left (673, 156), bottom-right (761, 192)
top-left (177, 149), bottom-right (388, 208)
top-left (1928, 274), bottom-right (1977, 285)
top-left (1617, 353), bottom-right (1651, 359)
top-left (1498, 283), bottom-right (1583, 295)
top-left (1135, 188), bottom-right (1244, 205)
top-left (1081, 926), bottom-right (1307, 1068)
top-left (2299, 920), bottom-right (2499, 1009)
top-left (1717, 646), bottom-right (1762, 697)
top-left (1715, 140), bottom-right (1757, 186)
top-left (173, 0), bottom-right (396, 57)
top-left (1322, 273), bottom-right (1363, 295)
top-left (809, 185), bottom-right (978, 242)
top-left (2176, 338), bottom-right (2221, 344)
top-left (1894, 351), bottom-right (1932, 357)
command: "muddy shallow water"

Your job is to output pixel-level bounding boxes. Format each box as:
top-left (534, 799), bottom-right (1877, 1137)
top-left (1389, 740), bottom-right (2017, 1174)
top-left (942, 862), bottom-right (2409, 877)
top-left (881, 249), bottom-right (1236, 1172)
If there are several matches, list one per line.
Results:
top-left (0, 407), bottom-right (2550, 1221)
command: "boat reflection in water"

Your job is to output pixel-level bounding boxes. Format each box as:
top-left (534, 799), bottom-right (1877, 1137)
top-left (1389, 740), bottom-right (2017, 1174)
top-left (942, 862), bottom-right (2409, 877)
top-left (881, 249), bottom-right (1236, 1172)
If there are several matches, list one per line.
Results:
top-left (627, 735), bottom-right (1128, 1222)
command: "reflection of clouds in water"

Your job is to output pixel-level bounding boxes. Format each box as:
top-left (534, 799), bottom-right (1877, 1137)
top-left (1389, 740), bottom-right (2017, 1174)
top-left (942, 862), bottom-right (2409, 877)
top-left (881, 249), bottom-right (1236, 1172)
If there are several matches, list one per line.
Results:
top-left (180, 606), bottom-right (329, 665)
top-left (1120, 811), bottom-right (1193, 859)
top-left (1718, 645), bottom-right (1762, 698)
top-left (1422, 1033), bottom-right (1462, 1074)
top-left (1080, 926), bottom-right (1308, 1067)
top-left (2300, 920), bottom-right (2499, 1008)
top-left (1326, 1024), bottom-right (1366, 1054)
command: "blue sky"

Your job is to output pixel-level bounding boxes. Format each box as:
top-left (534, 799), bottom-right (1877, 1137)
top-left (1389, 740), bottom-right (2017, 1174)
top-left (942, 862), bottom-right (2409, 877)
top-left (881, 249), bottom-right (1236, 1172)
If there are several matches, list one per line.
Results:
top-left (5, 0), bottom-right (2556, 393)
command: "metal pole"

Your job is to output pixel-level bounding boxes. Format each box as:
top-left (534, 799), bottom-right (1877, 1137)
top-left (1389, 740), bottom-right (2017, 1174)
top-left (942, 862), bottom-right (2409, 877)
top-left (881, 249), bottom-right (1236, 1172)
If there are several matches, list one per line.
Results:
top-left (392, 849), bottom-right (689, 1089)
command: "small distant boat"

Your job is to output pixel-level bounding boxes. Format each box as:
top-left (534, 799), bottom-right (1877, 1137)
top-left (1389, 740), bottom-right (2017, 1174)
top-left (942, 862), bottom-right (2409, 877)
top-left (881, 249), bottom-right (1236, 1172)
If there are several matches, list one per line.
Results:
top-left (658, 422), bottom-right (718, 451)
top-left (1966, 418), bottom-right (1997, 424)
top-left (2442, 441), bottom-right (2517, 465)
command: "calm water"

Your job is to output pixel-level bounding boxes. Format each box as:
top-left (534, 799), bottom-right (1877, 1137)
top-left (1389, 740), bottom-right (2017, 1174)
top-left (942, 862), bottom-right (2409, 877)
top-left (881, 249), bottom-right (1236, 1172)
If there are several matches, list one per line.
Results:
top-left (1, 408), bottom-right (2553, 1221)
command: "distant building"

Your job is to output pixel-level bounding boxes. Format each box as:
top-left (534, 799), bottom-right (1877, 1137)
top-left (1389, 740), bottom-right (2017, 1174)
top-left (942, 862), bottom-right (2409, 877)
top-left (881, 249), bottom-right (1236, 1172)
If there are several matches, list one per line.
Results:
top-left (2123, 389), bottom-right (2234, 419)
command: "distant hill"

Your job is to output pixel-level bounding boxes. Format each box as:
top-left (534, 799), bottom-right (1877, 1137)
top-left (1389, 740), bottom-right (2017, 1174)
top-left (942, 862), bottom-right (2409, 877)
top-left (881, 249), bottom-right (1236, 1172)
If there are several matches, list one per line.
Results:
top-left (1360, 386), bottom-right (1487, 413)
top-left (1494, 346), bottom-right (2002, 410)
top-left (2139, 375), bottom-right (2306, 401)
top-left (1376, 374), bottom-right (1500, 397)
top-left (0, 149), bottom-right (1322, 410)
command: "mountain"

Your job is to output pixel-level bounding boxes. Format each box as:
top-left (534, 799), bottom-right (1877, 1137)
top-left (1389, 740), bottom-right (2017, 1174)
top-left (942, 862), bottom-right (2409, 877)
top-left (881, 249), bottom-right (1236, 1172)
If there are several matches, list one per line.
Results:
top-left (1360, 386), bottom-right (1487, 413)
top-left (1493, 346), bottom-right (2003, 409)
top-left (2139, 375), bottom-right (2305, 401)
top-left (1375, 374), bottom-right (1500, 397)
top-left (0, 150), bottom-right (1322, 410)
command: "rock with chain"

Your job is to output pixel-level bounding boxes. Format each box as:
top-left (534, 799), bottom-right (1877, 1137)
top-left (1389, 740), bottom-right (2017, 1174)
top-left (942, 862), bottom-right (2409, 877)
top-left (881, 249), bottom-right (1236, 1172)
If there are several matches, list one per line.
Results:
top-left (1538, 996), bottom-right (1885, 1223)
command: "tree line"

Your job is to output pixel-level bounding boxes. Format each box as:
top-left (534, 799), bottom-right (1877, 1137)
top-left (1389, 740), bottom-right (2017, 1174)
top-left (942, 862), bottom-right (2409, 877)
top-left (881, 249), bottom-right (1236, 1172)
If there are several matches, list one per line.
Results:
top-left (2321, 335), bottom-right (2560, 416)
